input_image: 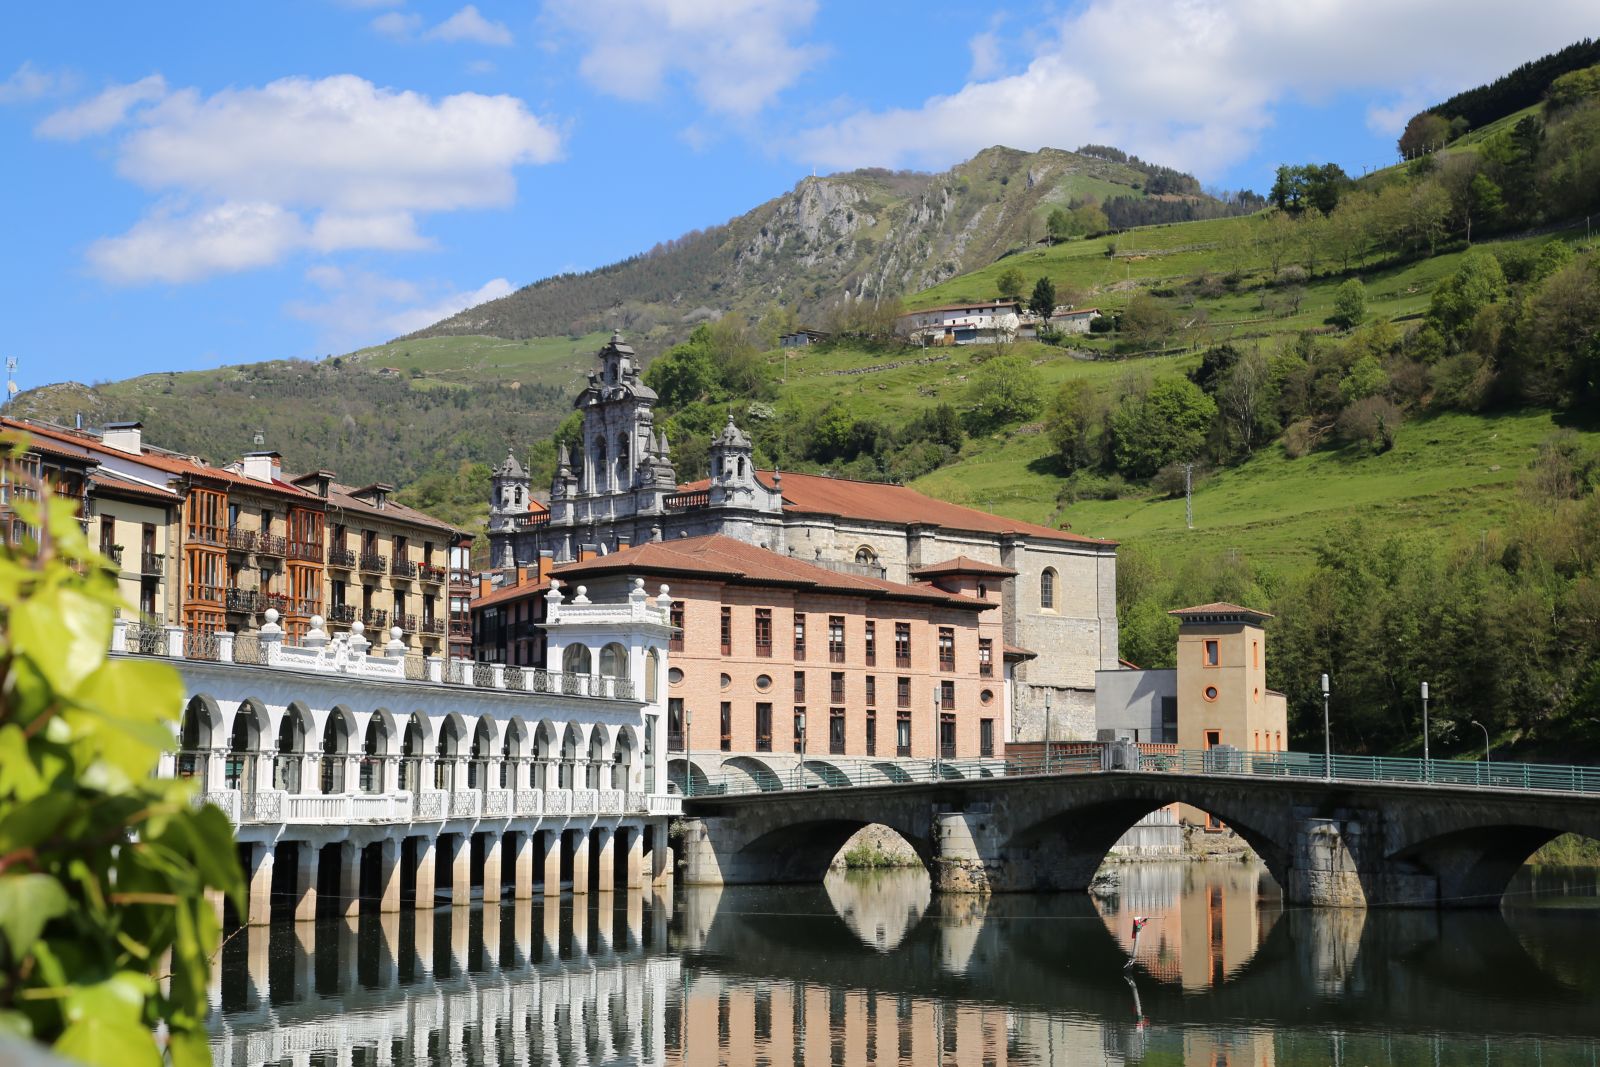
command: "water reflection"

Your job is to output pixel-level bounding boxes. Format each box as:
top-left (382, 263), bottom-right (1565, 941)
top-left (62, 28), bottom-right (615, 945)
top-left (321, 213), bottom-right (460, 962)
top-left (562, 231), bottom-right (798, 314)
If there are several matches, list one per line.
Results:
top-left (214, 864), bottom-right (1600, 1066)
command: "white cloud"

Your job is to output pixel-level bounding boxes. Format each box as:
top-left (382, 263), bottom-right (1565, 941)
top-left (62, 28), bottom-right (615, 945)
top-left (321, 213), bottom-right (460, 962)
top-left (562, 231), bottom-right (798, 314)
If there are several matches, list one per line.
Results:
top-left (427, 5), bottom-right (515, 46)
top-left (73, 74), bottom-right (561, 283)
top-left (0, 61), bottom-right (70, 104)
top-left (796, 0), bottom-right (1600, 177)
top-left (36, 74), bottom-right (167, 139)
top-left (287, 267), bottom-right (515, 347)
top-left (371, 11), bottom-right (423, 38)
top-left (967, 30), bottom-right (1005, 82)
top-left (542, 0), bottom-right (822, 117)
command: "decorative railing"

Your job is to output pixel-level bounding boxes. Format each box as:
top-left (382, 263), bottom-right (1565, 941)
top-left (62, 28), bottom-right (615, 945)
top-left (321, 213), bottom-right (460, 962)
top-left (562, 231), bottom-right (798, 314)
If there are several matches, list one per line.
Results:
top-left (225, 587), bottom-right (260, 613)
top-left (571, 789), bottom-right (597, 815)
top-left (449, 791), bottom-right (481, 819)
top-left (545, 790), bottom-right (571, 816)
top-left (515, 790), bottom-right (543, 816)
top-left (363, 608), bottom-right (388, 631)
top-left (359, 552), bottom-right (387, 574)
top-left (327, 547), bottom-right (357, 569)
top-left (512, 511), bottom-right (550, 528)
top-left (598, 789), bottom-right (624, 814)
top-left (328, 603), bottom-right (358, 624)
top-left (483, 789), bottom-right (512, 817)
top-left (418, 563), bottom-right (446, 584)
top-left (663, 489), bottom-right (710, 510)
top-left (414, 790), bottom-right (447, 820)
top-left (422, 617), bottom-right (445, 635)
top-left (100, 545), bottom-right (123, 566)
top-left (393, 612), bottom-right (418, 635)
top-left (184, 629), bottom-right (220, 661)
top-left (626, 791), bottom-right (646, 813)
top-left (287, 540), bottom-right (322, 562)
top-left (241, 790), bottom-right (283, 823)
top-left (256, 534), bottom-right (286, 557)
top-left (140, 551), bottom-right (164, 577)
top-left (226, 527), bottom-right (256, 552)
top-left (194, 790), bottom-right (240, 822)
top-left (391, 559), bottom-right (418, 580)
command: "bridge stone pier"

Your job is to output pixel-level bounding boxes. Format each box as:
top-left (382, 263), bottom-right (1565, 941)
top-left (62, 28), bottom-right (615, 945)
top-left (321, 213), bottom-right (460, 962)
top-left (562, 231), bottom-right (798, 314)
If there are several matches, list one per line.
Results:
top-left (679, 767), bottom-right (1600, 908)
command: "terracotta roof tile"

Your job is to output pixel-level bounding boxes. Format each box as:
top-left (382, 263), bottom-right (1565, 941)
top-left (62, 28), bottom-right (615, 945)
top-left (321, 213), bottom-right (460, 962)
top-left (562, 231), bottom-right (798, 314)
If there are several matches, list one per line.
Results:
top-left (473, 577), bottom-right (550, 610)
top-left (551, 534), bottom-right (993, 611)
top-left (909, 555), bottom-right (1018, 578)
top-left (1168, 602), bottom-right (1273, 619)
top-left (91, 471), bottom-right (181, 503)
top-left (673, 470), bottom-right (1113, 546)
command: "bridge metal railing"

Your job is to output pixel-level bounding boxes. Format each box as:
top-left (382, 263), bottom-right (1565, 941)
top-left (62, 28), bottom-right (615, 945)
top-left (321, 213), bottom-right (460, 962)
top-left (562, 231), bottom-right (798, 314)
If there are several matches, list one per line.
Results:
top-left (674, 746), bottom-right (1600, 799)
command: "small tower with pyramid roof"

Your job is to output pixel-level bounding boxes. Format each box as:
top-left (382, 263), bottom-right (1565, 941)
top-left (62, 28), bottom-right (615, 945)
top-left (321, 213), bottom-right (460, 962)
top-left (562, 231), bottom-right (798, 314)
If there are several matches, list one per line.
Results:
top-left (489, 447), bottom-right (530, 528)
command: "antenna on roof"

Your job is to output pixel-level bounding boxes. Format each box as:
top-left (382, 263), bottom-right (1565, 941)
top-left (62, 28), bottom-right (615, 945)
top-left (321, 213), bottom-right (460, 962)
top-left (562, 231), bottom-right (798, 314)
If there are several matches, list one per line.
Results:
top-left (4, 357), bottom-right (15, 407)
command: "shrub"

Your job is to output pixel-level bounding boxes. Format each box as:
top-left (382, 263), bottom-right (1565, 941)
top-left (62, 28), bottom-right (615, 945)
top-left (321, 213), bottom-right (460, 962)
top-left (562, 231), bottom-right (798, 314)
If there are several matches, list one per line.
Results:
top-left (1336, 396), bottom-right (1403, 450)
top-left (1282, 418), bottom-right (1315, 458)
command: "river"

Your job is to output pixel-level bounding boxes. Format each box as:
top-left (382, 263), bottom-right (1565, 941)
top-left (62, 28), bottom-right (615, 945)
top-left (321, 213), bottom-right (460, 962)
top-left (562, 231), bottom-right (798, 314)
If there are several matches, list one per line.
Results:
top-left (211, 860), bottom-right (1600, 1066)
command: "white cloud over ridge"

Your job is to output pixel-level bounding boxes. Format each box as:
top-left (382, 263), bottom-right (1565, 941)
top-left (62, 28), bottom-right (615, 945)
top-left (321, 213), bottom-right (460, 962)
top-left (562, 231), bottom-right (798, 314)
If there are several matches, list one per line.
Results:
top-left (543, 0), bottom-right (822, 117)
top-left (56, 74), bottom-right (560, 284)
top-left (287, 266), bottom-right (514, 348)
top-left (796, 0), bottom-right (1600, 178)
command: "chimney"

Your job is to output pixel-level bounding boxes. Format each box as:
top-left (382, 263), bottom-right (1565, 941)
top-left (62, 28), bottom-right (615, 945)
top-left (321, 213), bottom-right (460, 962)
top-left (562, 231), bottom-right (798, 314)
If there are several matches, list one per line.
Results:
top-left (617, 534), bottom-right (632, 551)
top-left (241, 451), bottom-right (281, 483)
top-left (101, 421), bottom-right (143, 455)
top-left (578, 543), bottom-right (598, 562)
top-left (516, 564), bottom-right (529, 587)
top-left (537, 549), bottom-right (554, 583)
top-left (478, 574), bottom-right (493, 599)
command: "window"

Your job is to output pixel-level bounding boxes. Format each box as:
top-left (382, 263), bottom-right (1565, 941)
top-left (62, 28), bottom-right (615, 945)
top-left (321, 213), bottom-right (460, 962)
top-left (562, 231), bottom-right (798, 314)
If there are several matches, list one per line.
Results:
top-left (755, 608), bottom-right (773, 657)
top-left (831, 671), bottom-right (845, 703)
top-left (978, 637), bottom-right (993, 677)
top-left (938, 627), bottom-right (955, 671)
top-left (1041, 568), bottom-right (1057, 610)
top-left (755, 704), bottom-right (773, 752)
top-left (866, 710), bottom-right (877, 756)
top-left (864, 621), bottom-right (876, 665)
top-left (720, 606), bottom-right (732, 655)
top-left (793, 613), bottom-right (807, 658)
top-left (980, 718), bottom-right (994, 757)
top-left (720, 702), bottom-right (732, 752)
top-left (894, 622), bottom-right (911, 668)
top-left (823, 616), bottom-right (844, 663)
top-left (793, 671), bottom-right (806, 701)
top-left (940, 679), bottom-right (955, 710)
top-left (1204, 685), bottom-right (1219, 702)
top-left (1252, 639), bottom-right (1259, 669)
top-left (940, 714), bottom-right (956, 758)
top-left (830, 709), bottom-right (845, 755)
top-left (897, 676), bottom-right (910, 708)
top-left (865, 675), bottom-right (876, 706)
top-left (793, 708), bottom-right (806, 753)
top-left (669, 601), bottom-right (684, 651)
top-left (896, 711), bottom-right (911, 757)
top-left (855, 546), bottom-right (877, 566)
top-left (668, 699), bottom-right (685, 751)
top-left (1204, 639), bottom-right (1219, 667)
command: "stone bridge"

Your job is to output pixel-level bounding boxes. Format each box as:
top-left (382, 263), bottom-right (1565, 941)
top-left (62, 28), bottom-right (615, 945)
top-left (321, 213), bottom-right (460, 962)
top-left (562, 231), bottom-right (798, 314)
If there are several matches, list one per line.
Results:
top-left (678, 764), bottom-right (1600, 908)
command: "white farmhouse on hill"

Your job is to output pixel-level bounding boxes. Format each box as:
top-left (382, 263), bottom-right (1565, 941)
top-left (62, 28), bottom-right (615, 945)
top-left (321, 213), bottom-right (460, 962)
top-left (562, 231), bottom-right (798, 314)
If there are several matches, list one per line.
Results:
top-left (896, 301), bottom-right (1023, 345)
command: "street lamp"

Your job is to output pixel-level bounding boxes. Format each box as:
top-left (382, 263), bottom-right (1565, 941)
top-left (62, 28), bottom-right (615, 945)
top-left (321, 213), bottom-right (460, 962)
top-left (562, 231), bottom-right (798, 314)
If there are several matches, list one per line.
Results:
top-left (931, 691), bottom-right (941, 781)
top-left (1044, 689), bottom-right (1054, 774)
top-left (1470, 719), bottom-right (1491, 772)
top-left (684, 703), bottom-right (693, 797)
top-left (1420, 681), bottom-right (1431, 781)
top-left (1321, 673), bottom-right (1331, 781)
top-left (795, 708), bottom-right (807, 790)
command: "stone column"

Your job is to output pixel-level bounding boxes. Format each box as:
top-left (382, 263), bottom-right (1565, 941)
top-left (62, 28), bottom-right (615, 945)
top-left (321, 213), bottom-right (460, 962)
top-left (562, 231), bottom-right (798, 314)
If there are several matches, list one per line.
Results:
top-left (625, 826), bottom-right (645, 890)
top-left (482, 832), bottom-right (504, 904)
top-left (570, 829), bottom-right (590, 896)
top-left (337, 841), bottom-right (362, 919)
top-left (293, 842), bottom-right (319, 922)
top-left (512, 831), bottom-right (535, 900)
top-left (247, 841), bottom-right (275, 926)
top-left (595, 827), bottom-right (616, 893)
top-left (651, 819), bottom-right (673, 886)
top-left (541, 830), bottom-right (561, 899)
top-left (414, 835), bottom-right (438, 910)
top-left (449, 834), bottom-right (474, 908)
top-left (378, 838), bottom-right (402, 913)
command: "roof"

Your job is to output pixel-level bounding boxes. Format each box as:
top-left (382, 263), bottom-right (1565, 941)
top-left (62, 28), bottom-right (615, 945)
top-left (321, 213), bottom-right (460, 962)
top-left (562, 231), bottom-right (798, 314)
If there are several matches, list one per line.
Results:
top-left (1003, 644), bottom-right (1037, 660)
top-left (1168, 602), bottom-right (1274, 623)
top-left (91, 471), bottom-right (181, 504)
top-left (674, 469), bottom-right (1114, 546)
top-left (495, 448), bottom-right (526, 479)
top-left (550, 534), bottom-right (994, 611)
top-left (317, 478), bottom-right (460, 535)
top-left (898, 301), bottom-right (1022, 317)
top-left (909, 556), bottom-right (1018, 579)
top-left (473, 576), bottom-right (550, 610)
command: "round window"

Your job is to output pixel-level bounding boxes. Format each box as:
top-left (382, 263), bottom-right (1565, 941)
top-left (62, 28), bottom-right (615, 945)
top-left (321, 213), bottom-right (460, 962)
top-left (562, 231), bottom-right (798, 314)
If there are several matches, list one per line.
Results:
top-left (668, 668), bottom-right (684, 686)
top-left (719, 673), bottom-right (732, 691)
top-left (755, 674), bottom-right (773, 692)
top-left (980, 689), bottom-right (994, 705)
top-left (1203, 685), bottom-right (1219, 702)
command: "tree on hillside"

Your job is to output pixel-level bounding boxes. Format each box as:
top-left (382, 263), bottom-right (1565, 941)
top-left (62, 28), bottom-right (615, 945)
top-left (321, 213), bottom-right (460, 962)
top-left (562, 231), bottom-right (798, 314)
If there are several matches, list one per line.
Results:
top-left (1044, 379), bottom-right (1103, 473)
top-left (1331, 279), bottom-right (1368, 330)
top-left (1399, 112), bottom-right (1453, 158)
top-left (1120, 292), bottom-right (1178, 350)
top-left (1269, 163), bottom-right (1350, 215)
top-left (996, 267), bottom-right (1026, 302)
top-left (1429, 249), bottom-right (1506, 343)
top-left (964, 354), bottom-right (1043, 432)
top-left (1107, 377), bottom-right (1217, 478)
top-left (1046, 208), bottom-right (1072, 243)
top-left (1029, 277), bottom-right (1057, 320)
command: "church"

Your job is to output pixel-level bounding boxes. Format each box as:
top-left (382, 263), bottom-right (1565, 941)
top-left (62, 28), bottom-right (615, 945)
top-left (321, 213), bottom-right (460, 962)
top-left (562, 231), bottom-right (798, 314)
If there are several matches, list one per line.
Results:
top-left (481, 332), bottom-right (1121, 769)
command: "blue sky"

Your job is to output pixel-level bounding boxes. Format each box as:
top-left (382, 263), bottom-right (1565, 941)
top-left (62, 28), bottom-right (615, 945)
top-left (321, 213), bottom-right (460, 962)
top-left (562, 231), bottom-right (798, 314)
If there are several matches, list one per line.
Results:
top-left (2, 1), bottom-right (1594, 393)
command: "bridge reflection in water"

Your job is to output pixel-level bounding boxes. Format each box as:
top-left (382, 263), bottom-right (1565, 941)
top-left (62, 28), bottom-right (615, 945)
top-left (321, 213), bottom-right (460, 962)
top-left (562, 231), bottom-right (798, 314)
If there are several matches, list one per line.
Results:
top-left (212, 863), bottom-right (1600, 1066)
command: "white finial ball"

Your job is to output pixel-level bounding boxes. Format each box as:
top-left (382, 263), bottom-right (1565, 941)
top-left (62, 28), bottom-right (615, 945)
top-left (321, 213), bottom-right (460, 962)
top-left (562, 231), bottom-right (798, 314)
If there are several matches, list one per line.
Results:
top-left (633, 576), bottom-right (645, 590)
top-left (309, 614), bottom-right (325, 630)
top-left (264, 608), bottom-right (279, 624)
top-left (391, 626), bottom-right (403, 640)
top-left (351, 620), bottom-right (365, 636)
top-left (659, 584), bottom-right (670, 596)
top-left (577, 585), bottom-right (587, 598)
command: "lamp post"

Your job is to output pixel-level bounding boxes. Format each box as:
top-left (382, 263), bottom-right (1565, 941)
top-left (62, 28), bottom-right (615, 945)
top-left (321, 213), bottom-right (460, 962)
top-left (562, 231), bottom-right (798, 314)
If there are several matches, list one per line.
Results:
top-left (1420, 681), bottom-right (1430, 782)
top-left (1321, 673), bottom-right (1331, 781)
top-left (1044, 690), bottom-right (1054, 774)
top-left (1470, 719), bottom-right (1491, 774)
top-left (684, 703), bottom-right (692, 798)
top-left (795, 709), bottom-right (807, 790)
top-left (932, 691), bottom-right (941, 781)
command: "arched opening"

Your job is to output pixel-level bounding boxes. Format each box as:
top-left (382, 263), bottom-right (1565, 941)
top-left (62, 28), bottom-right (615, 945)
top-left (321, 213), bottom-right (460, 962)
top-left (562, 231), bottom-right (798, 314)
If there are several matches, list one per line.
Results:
top-left (559, 724), bottom-right (582, 790)
top-left (532, 720), bottom-right (556, 790)
top-left (802, 760), bottom-right (852, 788)
top-left (1040, 567), bottom-right (1057, 611)
top-left (319, 708), bottom-right (352, 795)
top-left (854, 545), bottom-right (877, 566)
top-left (563, 644), bottom-right (592, 678)
top-left (360, 710), bottom-right (392, 794)
top-left (435, 715), bottom-right (464, 791)
top-left (398, 713), bottom-right (427, 792)
top-left (599, 642), bottom-right (628, 698)
top-left (644, 648), bottom-right (660, 703)
top-left (274, 704), bottom-right (310, 794)
top-left (722, 755), bottom-right (782, 792)
top-left (177, 696), bottom-right (218, 788)
top-left (226, 700), bottom-right (265, 793)
top-left (615, 431), bottom-right (629, 485)
top-left (667, 758), bottom-right (711, 795)
top-left (1508, 833), bottom-right (1600, 908)
top-left (502, 718), bottom-right (527, 790)
top-left (469, 716), bottom-right (495, 791)
top-left (823, 844), bottom-right (931, 952)
top-left (612, 729), bottom-right (636, 790)
top-left (734, 818), bottom-right (934, 885)
top-left (644, 715), bottom-right (657, 793)
top-left (871, 761), bottom-right (912, 784)
top-left (587, 729), bottom-right (607, 789)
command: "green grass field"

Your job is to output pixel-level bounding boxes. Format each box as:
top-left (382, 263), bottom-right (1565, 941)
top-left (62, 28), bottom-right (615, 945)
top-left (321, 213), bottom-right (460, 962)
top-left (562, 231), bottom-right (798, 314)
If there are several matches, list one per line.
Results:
top-left (344, 331), bottom-right (611, 390)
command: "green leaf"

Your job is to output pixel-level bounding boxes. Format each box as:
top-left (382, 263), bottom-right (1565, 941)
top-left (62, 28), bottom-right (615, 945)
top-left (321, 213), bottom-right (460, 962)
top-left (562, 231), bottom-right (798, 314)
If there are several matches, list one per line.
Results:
top-left (12, 584), bottom-right (110, 697)
top-left (0, 791), bottom-right (75, 853)
top-left (166, 1028), bottom-right (214, 1067)
top-left (54, 1017), bottom-right (163, 1067)
top-left (63, 972), bottom-right (154, 1027)
top-left (0, 874), bottom-right (69, 956)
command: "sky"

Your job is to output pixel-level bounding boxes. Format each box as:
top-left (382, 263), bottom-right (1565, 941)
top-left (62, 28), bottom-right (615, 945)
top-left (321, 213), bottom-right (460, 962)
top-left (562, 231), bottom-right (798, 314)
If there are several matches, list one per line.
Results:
top-left (2, 1), bottom-right (1595, 393)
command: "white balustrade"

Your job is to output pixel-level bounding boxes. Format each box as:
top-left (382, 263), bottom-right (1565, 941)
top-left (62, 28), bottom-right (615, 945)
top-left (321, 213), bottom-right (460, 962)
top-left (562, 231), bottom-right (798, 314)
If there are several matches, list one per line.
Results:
top-left (546, 790), bottom-right (572, 816)
top-left (515, 789), bottom-right (544, 816)
top-left (648, 795), bottom-right (683, 816)
top-left (483, 789), bottom-right (512, 817)
top-left (450, 791), bottom-right (482, 819)
top-left (571, 789), bottom-right (597, 815)
top-left (598, 789), bottom-right (624, 815)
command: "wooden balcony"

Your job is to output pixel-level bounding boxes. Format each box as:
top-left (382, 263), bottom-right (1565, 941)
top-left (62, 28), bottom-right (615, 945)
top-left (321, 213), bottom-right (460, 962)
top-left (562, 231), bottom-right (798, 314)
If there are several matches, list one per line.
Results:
top-left (287, 540), bottom-right (323, 563)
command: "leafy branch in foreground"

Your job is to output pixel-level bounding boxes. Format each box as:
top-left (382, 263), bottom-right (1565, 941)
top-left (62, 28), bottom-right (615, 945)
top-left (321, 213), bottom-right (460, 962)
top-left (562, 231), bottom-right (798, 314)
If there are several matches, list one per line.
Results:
top-left (0, 434), bottom-right (243, 1067)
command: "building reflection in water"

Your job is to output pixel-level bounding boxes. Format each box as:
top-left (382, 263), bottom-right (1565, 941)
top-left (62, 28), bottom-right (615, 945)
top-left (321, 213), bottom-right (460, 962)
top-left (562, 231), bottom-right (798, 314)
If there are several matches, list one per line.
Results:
top-left (212, 863), bottom-right (1600, 1067)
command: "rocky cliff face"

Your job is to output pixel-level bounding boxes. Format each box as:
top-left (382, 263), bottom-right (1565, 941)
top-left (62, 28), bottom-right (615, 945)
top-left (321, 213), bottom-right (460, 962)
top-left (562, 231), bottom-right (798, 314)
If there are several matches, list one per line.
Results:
top-left (413, 145), bottom-right (1160, 344)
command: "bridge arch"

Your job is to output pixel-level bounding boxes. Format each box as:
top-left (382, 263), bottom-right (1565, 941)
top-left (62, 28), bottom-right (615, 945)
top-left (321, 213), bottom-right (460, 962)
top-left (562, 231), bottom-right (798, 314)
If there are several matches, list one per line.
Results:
top-left (668, 758), bottom-right (712, 795)
top-left (722, 756), bottom-right (782, 792)
top-left (802, 760), bottom-right (852, 788)
top-left (722, 815), bottom-right (935, 886)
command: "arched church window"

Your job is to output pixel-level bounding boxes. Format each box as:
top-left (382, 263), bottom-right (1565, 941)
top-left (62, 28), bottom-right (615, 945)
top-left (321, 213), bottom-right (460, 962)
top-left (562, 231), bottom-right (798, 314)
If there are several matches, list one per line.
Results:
top-left (855, 546), bottom-right (877, 566)
top-left (737, 456), bottom-right (746, 478)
